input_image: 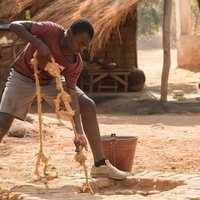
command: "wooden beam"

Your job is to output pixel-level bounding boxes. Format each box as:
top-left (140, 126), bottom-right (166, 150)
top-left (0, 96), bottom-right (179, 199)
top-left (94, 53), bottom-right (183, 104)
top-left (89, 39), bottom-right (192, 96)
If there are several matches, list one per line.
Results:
top-left (160, 0), bottom-right (172, 101)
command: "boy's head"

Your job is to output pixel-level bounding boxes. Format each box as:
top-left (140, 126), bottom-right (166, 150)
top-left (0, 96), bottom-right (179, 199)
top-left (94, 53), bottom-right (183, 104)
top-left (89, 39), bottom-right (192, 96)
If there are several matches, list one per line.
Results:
top-left (67, 18), bottom-right (94, 54)
top-left (70, 18), bottom-right (94, 39)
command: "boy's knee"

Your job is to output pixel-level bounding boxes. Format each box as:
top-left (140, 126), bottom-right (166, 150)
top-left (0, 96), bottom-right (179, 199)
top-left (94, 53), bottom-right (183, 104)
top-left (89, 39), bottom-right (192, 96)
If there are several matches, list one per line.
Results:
top-left (79, 96), bottom-right (96, 114)
top-left (85, 98), bottom-right (96, 112)
top-left (86, 98), bottom-right (95, 108)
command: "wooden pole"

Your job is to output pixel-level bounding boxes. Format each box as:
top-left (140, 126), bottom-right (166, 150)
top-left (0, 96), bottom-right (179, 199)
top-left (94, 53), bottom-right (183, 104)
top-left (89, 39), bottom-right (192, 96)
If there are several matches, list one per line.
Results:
top-left (198, 0), bottom-right (200, 11)
top-left (160, 0), bottom-right (172, 101)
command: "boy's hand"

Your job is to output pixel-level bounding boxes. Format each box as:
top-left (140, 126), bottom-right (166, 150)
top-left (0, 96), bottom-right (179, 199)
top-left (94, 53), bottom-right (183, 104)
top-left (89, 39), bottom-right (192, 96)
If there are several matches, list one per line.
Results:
top-left (74, 134), bottom-right (88, 152)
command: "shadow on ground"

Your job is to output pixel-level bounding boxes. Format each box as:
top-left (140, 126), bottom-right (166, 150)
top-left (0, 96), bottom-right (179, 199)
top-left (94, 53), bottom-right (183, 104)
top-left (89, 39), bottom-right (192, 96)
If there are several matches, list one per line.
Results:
top-left (92, 96), bottom-right (200, 115)
top-left (29, 90), bottom-right (200, 116)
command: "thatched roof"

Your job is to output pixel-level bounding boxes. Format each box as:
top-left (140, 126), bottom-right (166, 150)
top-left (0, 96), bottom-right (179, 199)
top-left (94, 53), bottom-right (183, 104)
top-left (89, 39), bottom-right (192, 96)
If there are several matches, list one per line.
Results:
top-left (0, 0), bottom-right (140, 57)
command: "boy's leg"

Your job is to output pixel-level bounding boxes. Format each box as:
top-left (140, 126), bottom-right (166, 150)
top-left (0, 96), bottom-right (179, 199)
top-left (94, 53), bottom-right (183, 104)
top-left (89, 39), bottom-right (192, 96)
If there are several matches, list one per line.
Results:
top-left (41, 83), bottom-right (104, 161)
top-left (77, 92), bottom-right (105, 162)
top-left (0, 69), bottom-right (36, 141)
top-left (42, 85), bottom-right (127, 179)
top-left (0, 113), bottom-right (14, 142)
top-left (76, 88), bottom-right (127, 179)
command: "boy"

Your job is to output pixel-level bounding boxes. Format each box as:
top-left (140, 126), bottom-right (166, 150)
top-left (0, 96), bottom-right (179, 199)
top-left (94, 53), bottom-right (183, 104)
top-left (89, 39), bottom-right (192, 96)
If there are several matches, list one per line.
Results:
top-left (0, 18), bottom-right (127, 179)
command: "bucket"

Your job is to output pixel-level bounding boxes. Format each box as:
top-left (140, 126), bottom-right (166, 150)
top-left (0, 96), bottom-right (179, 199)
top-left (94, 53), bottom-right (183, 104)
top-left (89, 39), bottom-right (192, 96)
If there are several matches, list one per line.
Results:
top-left (101, 134), bottom-right (138, 172)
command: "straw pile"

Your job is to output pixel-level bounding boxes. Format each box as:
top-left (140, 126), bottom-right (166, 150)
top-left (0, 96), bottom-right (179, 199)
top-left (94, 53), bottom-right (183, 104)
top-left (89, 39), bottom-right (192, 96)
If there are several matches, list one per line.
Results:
top-left (0, 0), bottom-right (140, 58)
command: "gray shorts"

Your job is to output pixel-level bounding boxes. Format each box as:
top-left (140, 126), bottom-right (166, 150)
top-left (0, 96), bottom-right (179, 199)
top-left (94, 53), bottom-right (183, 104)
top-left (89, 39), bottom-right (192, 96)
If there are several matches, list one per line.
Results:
top-left (0, 69), bottom-right (84, 120)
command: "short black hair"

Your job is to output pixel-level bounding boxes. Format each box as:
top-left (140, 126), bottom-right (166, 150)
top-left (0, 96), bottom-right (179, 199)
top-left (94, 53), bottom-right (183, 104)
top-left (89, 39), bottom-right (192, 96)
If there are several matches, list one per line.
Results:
top-left (70, 18), bottom-right (94, 39)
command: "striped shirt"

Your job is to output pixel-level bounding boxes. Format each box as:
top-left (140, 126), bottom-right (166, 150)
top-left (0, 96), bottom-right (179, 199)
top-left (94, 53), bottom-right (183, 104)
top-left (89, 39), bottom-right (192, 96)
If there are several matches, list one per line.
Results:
top-left (12, 21), bottom-right (83, 89)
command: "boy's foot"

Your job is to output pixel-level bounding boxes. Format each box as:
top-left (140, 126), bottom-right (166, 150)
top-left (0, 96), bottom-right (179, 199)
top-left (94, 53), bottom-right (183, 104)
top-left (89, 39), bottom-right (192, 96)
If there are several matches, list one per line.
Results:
top-left (90, 160), bottom-right (127, 180)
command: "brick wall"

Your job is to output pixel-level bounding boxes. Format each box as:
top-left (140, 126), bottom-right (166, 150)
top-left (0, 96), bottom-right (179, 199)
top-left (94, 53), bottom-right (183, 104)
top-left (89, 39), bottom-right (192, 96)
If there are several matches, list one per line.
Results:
top-left (94, 8), bottom-right (137, 69)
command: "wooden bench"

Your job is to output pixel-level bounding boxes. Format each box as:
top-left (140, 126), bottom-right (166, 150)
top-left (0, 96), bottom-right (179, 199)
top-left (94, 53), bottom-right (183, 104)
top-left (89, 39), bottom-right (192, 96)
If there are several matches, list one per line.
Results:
top-left (79, 68), bottom-right (132, 93)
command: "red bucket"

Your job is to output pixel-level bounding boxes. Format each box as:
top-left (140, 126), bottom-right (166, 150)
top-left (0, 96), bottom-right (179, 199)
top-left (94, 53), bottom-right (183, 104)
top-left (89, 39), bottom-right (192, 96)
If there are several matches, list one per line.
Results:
top-left (101, 134), bottom-right (138, 172)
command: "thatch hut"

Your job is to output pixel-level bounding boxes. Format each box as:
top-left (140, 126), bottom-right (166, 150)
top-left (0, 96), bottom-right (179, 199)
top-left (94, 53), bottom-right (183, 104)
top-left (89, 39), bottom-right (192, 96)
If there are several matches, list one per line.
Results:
top-left (0, 0), bottom-right (144, 93)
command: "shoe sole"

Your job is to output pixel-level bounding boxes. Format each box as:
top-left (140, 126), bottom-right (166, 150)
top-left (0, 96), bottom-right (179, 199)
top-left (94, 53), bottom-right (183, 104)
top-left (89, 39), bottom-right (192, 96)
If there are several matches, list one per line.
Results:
top-left (91, 174), bottom-right (127, 180)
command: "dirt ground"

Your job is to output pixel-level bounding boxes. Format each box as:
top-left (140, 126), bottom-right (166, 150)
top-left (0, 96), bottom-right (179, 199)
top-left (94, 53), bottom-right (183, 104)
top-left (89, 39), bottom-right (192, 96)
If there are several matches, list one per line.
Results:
top-left (1, 49), bottom-right (200, 192)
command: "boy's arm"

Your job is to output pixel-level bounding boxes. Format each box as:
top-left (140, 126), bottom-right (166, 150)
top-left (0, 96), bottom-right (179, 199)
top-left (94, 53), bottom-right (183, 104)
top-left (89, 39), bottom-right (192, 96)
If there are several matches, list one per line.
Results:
top-left (9, 21), bottom-right (51, 56)
top-left (67, 88), bottom-right (88, 151)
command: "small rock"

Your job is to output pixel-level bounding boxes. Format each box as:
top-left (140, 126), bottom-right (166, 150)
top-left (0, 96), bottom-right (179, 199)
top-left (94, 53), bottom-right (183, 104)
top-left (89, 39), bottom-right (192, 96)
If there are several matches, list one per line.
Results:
top-left (102, 190), bottom-right (116, 195)
top-left (118, 189), bottom-right (133, 195)
top-left (95, 178), bottom-right (115, 189)
top-left (9, 192), bottom-right (22, 200)
top-left (18, 194), bottom-right (29, 200)
top-left (26, 115), bottom-right (34, 123)
top-left (8, 129), bottom-right (26, 138)
top-left (138, 178), bottom-right (155, 188)
top-left (147, 190), bottom-right (160, 195)
top-left (136, 190), bottom-right (148, 196)
top-left (155, 179), bottom-right (170, 190)
top-left (122, 177), bottom-right (138, 187)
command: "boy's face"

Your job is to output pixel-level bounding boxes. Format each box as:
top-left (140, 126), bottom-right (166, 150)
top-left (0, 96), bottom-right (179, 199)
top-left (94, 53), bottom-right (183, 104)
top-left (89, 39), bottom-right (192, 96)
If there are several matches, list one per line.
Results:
top-left (68, 30), bottom-right (92, 54)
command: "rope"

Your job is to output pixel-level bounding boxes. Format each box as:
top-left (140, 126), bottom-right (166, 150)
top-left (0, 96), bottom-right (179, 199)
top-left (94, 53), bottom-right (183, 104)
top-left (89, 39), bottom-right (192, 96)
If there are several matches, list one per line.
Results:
top-left (31, 52), bottom-right (54, 179)
top-left (31, 54), bottom-right (93, 194)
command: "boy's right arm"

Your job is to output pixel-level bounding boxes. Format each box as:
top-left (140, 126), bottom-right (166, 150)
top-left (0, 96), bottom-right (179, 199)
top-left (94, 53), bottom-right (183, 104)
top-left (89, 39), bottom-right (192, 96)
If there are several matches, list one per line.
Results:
top-left (9, 21), bottom-right (51, 57)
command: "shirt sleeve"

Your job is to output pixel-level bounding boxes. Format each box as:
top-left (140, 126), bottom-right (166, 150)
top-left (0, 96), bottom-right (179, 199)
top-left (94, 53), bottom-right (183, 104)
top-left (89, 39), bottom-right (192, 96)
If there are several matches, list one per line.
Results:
top-left (30, 21), bottom-right (62, 37)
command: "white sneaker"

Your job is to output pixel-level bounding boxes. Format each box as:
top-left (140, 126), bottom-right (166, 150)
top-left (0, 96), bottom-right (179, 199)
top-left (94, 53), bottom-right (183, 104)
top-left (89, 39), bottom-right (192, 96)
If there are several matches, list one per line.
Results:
top-left (90, 160), bottom-right (127, 180)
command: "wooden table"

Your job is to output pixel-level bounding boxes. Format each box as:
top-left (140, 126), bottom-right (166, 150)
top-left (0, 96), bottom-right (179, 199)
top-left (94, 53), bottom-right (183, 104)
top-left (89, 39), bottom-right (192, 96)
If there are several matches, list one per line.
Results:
top-left (79, 68), bottom-right (132, 93)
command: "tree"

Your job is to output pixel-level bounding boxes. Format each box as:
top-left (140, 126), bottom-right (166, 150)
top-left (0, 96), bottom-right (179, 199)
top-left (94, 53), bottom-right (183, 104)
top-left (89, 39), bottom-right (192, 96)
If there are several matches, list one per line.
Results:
top-left (137, 0), bottom-right (163, 37)
top-left (190, 0), bottom-right (200, 32)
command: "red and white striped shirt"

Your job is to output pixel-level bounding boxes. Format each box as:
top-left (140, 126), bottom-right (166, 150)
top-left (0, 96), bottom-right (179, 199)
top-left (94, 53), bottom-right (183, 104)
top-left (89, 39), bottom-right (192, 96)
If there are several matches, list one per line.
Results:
top-left (12, 21), bottom-right (83, 89)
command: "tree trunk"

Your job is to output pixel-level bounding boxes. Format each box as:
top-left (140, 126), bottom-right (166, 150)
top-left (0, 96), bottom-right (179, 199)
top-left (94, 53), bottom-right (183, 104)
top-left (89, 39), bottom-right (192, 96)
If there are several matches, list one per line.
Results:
top-left (198, 0), bottom-right (200, 11)
top-left (160, 0), bottom-right (172, 101)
